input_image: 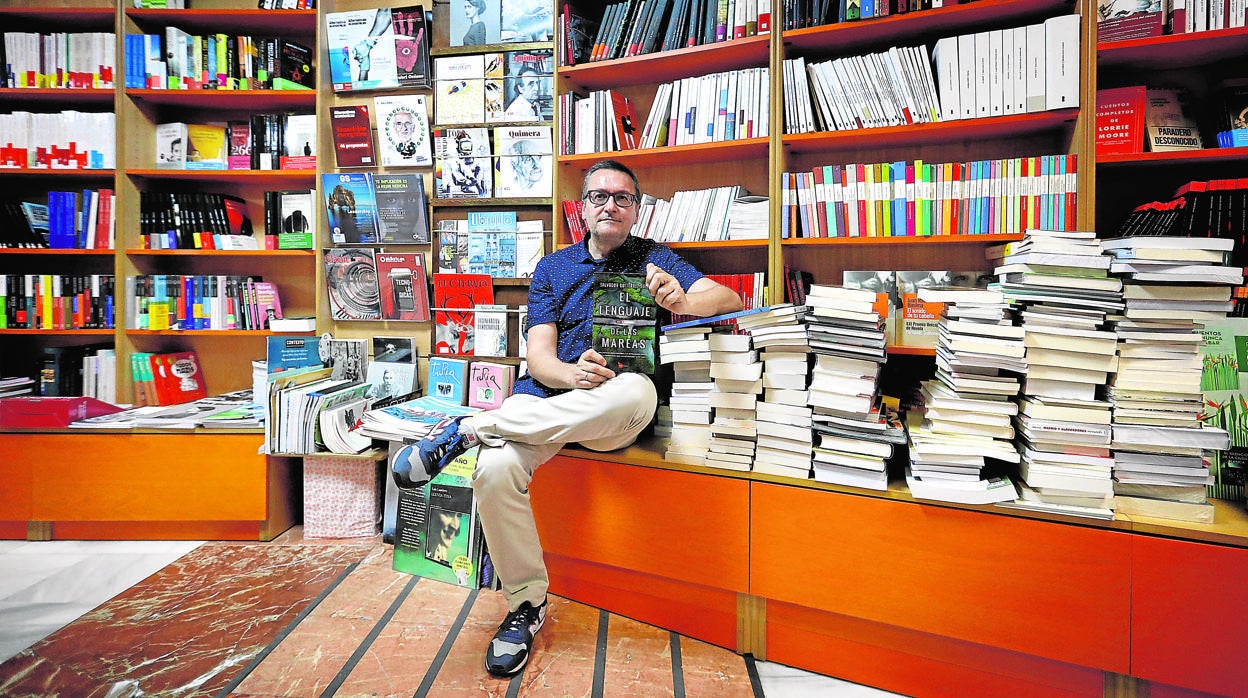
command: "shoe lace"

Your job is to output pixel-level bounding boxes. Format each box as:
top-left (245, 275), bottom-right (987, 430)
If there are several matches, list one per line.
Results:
top-left (500, 605), bottom-right (536, 641)
top-left (422, 419), bottom-right (458, 460)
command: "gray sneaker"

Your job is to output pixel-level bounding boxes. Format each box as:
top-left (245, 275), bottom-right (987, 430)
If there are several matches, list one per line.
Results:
top-left (484, 598), bottom-right (547, 677)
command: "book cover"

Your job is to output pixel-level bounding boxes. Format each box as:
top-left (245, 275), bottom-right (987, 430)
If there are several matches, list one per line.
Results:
top-left (592, 272), bottom-right (658, 374)
top-left (149, 351), bottom-right (208, 405)
top-left (494, 126), bottom-right (553, 197)
top-left (1199, 317), bottom-right (1248, 502)
top-left (468, 360), bottom-right (515, 409)
top-left (433, 272), bottom-right (494, 355)
top-left (1096, 86), bottom-right (1148, 156)
top-left (498, 49), bottom-right (553, 122)
top-left (501, 0), bottom-right (554, 42)
top-left (375, 173), bottom-right (430, 244)
top-left (365, 360), bottom-right (419, 404)
top-left (322, 172), bottom-right (380, 244)
top-left (517, 304), bottom-right (528, 357)
top-left (272, 39), bottom-right (316, 91)
top-left (428, 355), bottom-right (469, 403)
top-left (185, 123), bottom-right (227, 170)
top-left (155, 122), bottom-right (188, 169)
top-left (437, 221), bottom-right (468, 273)
top-left (325, 8), bottom-right (400, 91)
top-left (373, 335), bottom-right (417, 363)
top-left (322, 337), bottom-right (370, 382)
top-left (435, 77), bottom-right (486, 125)
top-left (227, 121), bottom-right (251, 169)
top-left (450, 0), bottom-right (501, 46)
top-left (277, 189), bottom-right (315, 249)
top-left (897, 270), bottom-right (954, 348)
top-left (323, 247), bottom-right (383, 321)
top-left (392, 447), bottom-right (484, 588)
top-left (435, 128), bottom-right (493, 198)
top-left (279, 114), bottom-right (318, 170)
top-left (374, 94), bottom-right (433, 167)
top-left (465, 232), bottom-right (516, 277)
top-left (473, 303), bottom-right (509, 357)
top-left (1145, 88), bottom-right (1203, 152)
top-left (374, 251), bottom-right (431, 321)
top-left (392, 5), bottom-right (431, 89)
top-left (252, 281), bottom-right (284, 328)
top-left (330, 105), bottom-right (377, 167)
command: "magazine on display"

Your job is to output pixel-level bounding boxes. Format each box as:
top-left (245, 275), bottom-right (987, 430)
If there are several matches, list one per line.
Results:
top-left (326, 7), bottom-right (400, 91)
top-left (374, 94), bottom-right (433, 167)
top-left (321, 172), bottom-right (380, 244)
top-left (323, 247), bottom-right (382, 321)
top-left (374, 251), bottom-right (431, 321)
top-left (374, 172), bottom-right (430, 244)
top-left (494, 126), bottom-right (552, 197)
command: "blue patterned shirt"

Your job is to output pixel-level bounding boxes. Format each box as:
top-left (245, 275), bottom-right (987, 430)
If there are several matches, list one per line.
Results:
top-left (514, 235), bottom-right (704, 398)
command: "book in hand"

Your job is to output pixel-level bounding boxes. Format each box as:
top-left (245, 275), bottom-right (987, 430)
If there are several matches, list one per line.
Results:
top-left (324, 247), bottom-right (383, 320)
top-left (592, 272), bottom-right (658, 374)
top-left (374, 94), bottom-right (433, 167)
top-left (330, 105), bottom-right (377, 167)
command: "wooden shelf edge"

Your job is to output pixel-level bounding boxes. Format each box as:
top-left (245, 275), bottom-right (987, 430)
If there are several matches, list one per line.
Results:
top-left (783, 233), bottom-right (1024, 246)
top-left (1096, 147), bottom-right (1248, 165)
top-left (125, 249), bottom-right (315, 256)
top-left (558, 138), bottom-right (771, 168)
top-left (126, 330), bottom-right (294, 336)
top-left (558, 35), bottom-right (770, 90)
top-left (0, 168), bottom-right (115, 176)
top-left (784, 110), bottom-right (1078, 153)
top-left (125, 168), bottom-right (316, 180)
top-left (0, 248), bottom-right (114, 255)
top-left (432, 41), bottom-right (553, 57)
top-left (0, 329), bottom-right (114, 335)
top-left (432, 197), bottom-right (552, 207)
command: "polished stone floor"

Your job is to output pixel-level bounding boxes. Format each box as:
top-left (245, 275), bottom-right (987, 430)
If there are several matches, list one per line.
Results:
top-left (0, 532), bottom-right (902, 697)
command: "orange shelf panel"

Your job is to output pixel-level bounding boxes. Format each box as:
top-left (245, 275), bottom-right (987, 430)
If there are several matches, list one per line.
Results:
top-left (0, 329), bottom-right (114, 336)
top-left (1098, 26), bottom-right (1248, 69)
top-left (126, 329), bottom-right (281, 336)
top-left (125, 88), bottom-right (315, 110)
top-left (0, 248), bottom-right (114, 255)
top-left (783, 110), bottom-right (1078, 155)
top-left (750, 482), bottom-right (1132, 672)
top-left (125, 249), bottom-right (315, 257)
top-left (1097, 147), bottom-right (1248, 166)
top-left (1131, 536), bottom-right (1248, 697)
top-left (886, 345), bottom-right (936, 356)
top-left (784, 233), bottom-right (1023, 247)
top-left (126, 168), bottom-right (315, 186)
top-left (559, 35), bottom-right (770, 91)
top-left (126, 8), bottom-right (317, 35)
top-left (668, 239), bottom-right (769, 250)
top-left (0, 7), bottom-right (114, 29)
top-left (783, 0), bottom-right (1072, 54)
top-left (0, 88), bottom-right (114, 105)
top-left (558, 138), bottom-right (770, 169)
top-left (0, 168), bottom-right (115, 178)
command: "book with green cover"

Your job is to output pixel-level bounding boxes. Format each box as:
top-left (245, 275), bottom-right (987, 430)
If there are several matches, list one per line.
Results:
top-left (591, 272), bottom-right (657, 374)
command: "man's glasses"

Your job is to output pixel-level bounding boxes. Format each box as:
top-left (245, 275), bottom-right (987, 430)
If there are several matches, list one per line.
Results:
top-left (584, 190), bottom-right (639, 208)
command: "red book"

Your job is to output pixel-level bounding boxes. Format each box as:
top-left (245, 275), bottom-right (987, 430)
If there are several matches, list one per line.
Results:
top-left (1096, 86), bottom-right (1147, 156)
top-left (610, 91), bottom-right (640, 150)
top-left (149, 351), bottom-right (208, 406)
top-left (375, 251), bottom-right (431, 321)
top-left (329, 105), bottom-right (377, 168)
top-left (433, 273), bottom-right (494, 356)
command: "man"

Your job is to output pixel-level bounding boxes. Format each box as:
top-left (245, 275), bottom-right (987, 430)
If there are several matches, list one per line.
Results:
top-left (393, 160), bottom-right (742, 677)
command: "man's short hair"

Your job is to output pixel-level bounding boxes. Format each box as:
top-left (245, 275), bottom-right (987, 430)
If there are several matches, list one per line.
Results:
top-left (582, 159), bottom-right (640, 199)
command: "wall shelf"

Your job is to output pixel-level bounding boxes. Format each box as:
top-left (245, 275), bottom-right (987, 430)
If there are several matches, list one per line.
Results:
top-left (1097, 27), bottom-right (1248, 69)
top-left (0, 88), bottom-right (115, 105)
top-left (559, 35), bottom-right (770, 91)
top-left (559, 138), bottom-right (770, 169)
top-left (125, 8), bottom-right (317, 34)
top-left (125, 89), bottom-right (316, 110)
top-left (125, 249), bottom-right (315, 257)
top-left (0, 249), bottom-right (115, 256)
top-left (1096, 147), bottom-right (1248, 167)
top-left (782, 110), bottom-right (1079, 155)
top-left (783, 233), bottom-right (1024, 246)
top-left (125, 169), bottom-right (316, 186)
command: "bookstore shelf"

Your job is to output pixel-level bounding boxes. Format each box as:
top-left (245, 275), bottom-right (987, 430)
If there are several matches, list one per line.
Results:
top-left (124, 8), bottom-right (317, 34)
top-left (0, 329), bottom-right (114, 336)
top-left (125, 249), bottom-right (316, 257)
top-left (124, 169), bottom-right (316, 186)
top-left (433, 120), bottom-right (554, 130)
top-left (782, 233), bottom-right (1025, 246)
top-left (0, 249), bottom-right (115, 256)
top-left (783, 0), bottom-right (1073, 54)
top-left (0, 6), bottom-right (114, 28)
top-left (431, 41), bottom-right (553, 57)
top-left (667, 239), bottom-right (769, 250)
top-left (125, 329), bottom-right (305, 336)
top-left (558, 138), bottom-right (771, 169)
top-left (431, 197), bottom-right (552, 207)
top-left (0, 88), bottom-right (115, 105)
top-left (1, 168), bottom-right (116, 178)
top-left (782, 110), bottom-right (1080, 155)
top-left (1096, 26), bottom-right (1248, 69)
top-left (124, 89), bottom-right (316, 110)
top-left (1096, 147), bottom-right (1248, 166)
top-left (558, 35), bottom-right (770, 91)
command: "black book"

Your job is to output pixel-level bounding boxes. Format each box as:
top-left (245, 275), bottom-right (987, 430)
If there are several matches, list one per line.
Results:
top-left (604, 2), bottom-right (633, 60)
top-left (661, 0), bottom-right (689, 51)
top-left (590, 3), bottom-right (619, 60)
top-left (684, 0), bottom-right (703, 46)
top-left (700, 0), bottom-right (717, 45)
top-left (639, 0), bottom-right (673, 55)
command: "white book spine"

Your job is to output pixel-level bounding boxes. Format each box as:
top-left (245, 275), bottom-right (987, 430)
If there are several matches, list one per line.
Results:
top-left (1044, 15), bottom-right (1080, 110)
top-left (1025, 23), bottom-right (1047, 113)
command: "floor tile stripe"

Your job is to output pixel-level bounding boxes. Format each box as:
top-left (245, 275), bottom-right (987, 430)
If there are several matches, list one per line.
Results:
top-left (506, 670), bottom-right (523, 697)
top-left (413, 587), bottom-right (479, 698)
top-left (671, 631), bottom-right (686, 698)
top-left (213, 561), bottom-right (359, 698)
top-left (320, 574), bottom-right (420, 698)
top-left (591, 609), bottom-right (608, 698)
top-left (744, 653), bottom-right (766, 698)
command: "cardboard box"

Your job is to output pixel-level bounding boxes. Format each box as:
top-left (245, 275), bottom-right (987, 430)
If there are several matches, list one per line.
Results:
top-left (0, 396), bottom-right (122, 428)
top-left (303, 451), bottom-right (385, 538)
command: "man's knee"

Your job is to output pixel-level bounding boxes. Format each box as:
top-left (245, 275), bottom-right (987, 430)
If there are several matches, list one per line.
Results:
top-left (472, 447), bottom-right (529, 501)
top-left (612, 372), bottom-right (658, 410)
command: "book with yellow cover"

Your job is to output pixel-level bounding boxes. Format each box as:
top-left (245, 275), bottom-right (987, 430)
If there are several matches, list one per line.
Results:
top-left (185, 123), bottom-right (227, 170)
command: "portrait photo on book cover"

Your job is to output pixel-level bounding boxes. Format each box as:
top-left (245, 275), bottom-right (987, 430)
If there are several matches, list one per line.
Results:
top-left (424, 507), bottom-right (467, 568)
top-left (450, 0), bottom-right (500, 46)
top-left (375, 95), bottom-right (432, 166)
top-left (502, 72), bottom-right (552, 122)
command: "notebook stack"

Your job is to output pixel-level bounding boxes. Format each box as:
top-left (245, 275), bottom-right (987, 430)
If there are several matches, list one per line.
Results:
top-left (989, 229), bottom-right (1122, 519)
top-left (905, 286), bottom-right (1021, 504)
top-left (1103, 235), bottom-right (1240, 523)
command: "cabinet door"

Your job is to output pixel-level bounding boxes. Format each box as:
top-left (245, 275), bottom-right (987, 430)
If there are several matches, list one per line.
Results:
top-left (1132, 536), bottom-right (1248, 696)
top-left (751, 483), bottom-right (1131, 672)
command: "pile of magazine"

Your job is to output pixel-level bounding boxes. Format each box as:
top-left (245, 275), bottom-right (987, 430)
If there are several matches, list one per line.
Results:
top-left (358, 395), bottom-right (478, 442)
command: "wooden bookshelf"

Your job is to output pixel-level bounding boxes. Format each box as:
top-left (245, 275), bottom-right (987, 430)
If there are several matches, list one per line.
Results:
top-left (782, 110), bottom-right (1079, 155)
top-left (1096, 147), bottom-right (1248, 166)
top-left (782, 233), bottom-right (1025, 247)
top-left (1097, 26), bottom-right (1248, 69)
top-left (124, 169), bottom-right (316, 185)
top-left (0, 329), bottom-right (114, 336)
top-left (125, 89), bottom-right (316, 110)
top-left (431, 197), bottom-right (553, 207)
top-left (559, 35), bottom-right (770, 91)
top-left (0, 249), bottom-right (115, 256)
top-left (0, 6), bottom-right (114, 29)
top-left (558, 138), bottom-right (771, 169)
top-left (125, 249), bottom-right (315, 257)
top-left (0, 168), bottom-right (115, 178)
top-left (0, 88), bottom-right (115, 105)
top-left (125, 8), bottom-right (317, 34)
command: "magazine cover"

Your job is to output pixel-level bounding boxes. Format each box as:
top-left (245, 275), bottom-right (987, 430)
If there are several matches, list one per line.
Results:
top-left (465, 232), bottom-right (516, 277)
top-left (496, 49), bottom-right (553, 122)
top-left (473, 304), bottom-right (508, 357)
top-left (449, 0), bottom-right (501, 46)
top-left (466, 210), bottom-right (517, 232)
top-left (437, 220), bottom-right (468, 273)
top-left (330, 105), bottom-right (376, 167)
top-left (501, 0), bottom-right (554, 42)
top-left (428, 356), bottom-right (469, 403)
top-left (375, 173), bottom-right (430, 243)
top-left (375, 251), bottom-right (431, 321)
top-left (325, 8), bottom-right (400, 91)
top-left (323, 247), bottom-right (383, 320)
top-left (280, 114), bottom-right (317, 170)
top-left (392, 5), bottom-right (431, 89)
top-left (322, 172), bottom-right (380, 244)
top-left (433, 272), bottom-right (494, 355)
top-left (435, 77), bottom-right (486, 125)
top-left (365, 360), bottom-right (418, 404)
top-left (374, 94), bottom-right (433, 167)
top-left (373, 335), bottom-right (417, 363)
top-left (494, 126), bottom-right (552, 197)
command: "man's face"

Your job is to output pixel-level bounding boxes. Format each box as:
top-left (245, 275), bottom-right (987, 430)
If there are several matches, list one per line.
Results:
top-left (437, 512), bottom-right (460, 543)
top-left (519, 75), bottom-right (540, 101)
top-left (392, 112), bottom-right (416, 140)
top-left (582, 169), bottom-right (638, 251)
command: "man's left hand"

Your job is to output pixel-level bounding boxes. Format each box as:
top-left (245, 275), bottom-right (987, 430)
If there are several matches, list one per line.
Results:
top-left (646, 263), bottom-right (687, 313)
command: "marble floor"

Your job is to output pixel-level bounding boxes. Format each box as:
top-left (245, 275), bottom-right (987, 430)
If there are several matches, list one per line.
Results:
top-left (0, 534), bottom-right (903, 697)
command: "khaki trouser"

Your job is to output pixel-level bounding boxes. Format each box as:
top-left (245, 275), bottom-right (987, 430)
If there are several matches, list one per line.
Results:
top-left (468, 372), bottom-right (657, 611)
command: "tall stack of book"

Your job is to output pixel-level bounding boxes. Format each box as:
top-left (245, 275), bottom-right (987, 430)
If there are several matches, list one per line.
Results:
top-left (905, 286), bottom-right (1021, 504)
top-left (989, 230), bottom-right (1122, 519)
top-left (1103, 235), bottom-right (1240, 523)
top-left (738, 304), bottom-right (809, 475)
top-left (800, 285), bottom-right (890, 489)
top-left (659, 324), bottom-right (715, 465)
top-left (706, 331), bottom-right (762, 472)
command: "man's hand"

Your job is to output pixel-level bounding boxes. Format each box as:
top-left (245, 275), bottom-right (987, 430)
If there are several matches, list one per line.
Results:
top-left (571, 348), bottom-right (614, 389)
top-left (646, 263), bottom-right (688, 313)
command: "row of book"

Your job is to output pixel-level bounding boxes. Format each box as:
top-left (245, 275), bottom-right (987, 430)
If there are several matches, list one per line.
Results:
top-left (123, 32), bottom-right (313, 91)
top-left (2, 32), bottom-right (116, 89)
top-left (124, 275), bottom-right (284, 332)
top-left (0, 275), bottom-right (115, 330)
top-left (1118, 179), bottom-right (1248, 266)
top-left (785, 0), bottom-right (964, 29)
top-left (781, 154), bottom-right (1079, 239)
top-left (580, 0), bottom-right (769, 64)
top-left (139, 191), bottom-right (252, 250)
top-left (432, 50), bottom-right (555, 126)
top-left (0, 189), bottom-right (115, 250)
top-left (1096, 0), bottom-right (1246, 42)
top-left (436, 216), bottom-right (545, 278)
top-left (155, 114), bottom-right (316, 171)
top-left (38, 345), bottom-right (115, 400)
top-left (130, 350), bottom-right (209, 407)
top-left (630, 185), bottom-right (760, 243)
top-left (0, 111), bottom-right (116, 170)
top-left (787, 16), bottom-right (1080, 136)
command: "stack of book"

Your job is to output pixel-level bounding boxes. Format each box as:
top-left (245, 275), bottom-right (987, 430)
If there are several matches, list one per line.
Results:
top-left (906, 286), bottom-right (1021, 504)
top-left (989, 230), bottom-right (1122, 519)
top-left (659, 324), bottom-right (716, 465)
top-left (706, 331), bottom-right (762, 472)
top-left (1103, 235), bottom-right (1241, 522)
top-left (754, 333), bottom-right (812, 480)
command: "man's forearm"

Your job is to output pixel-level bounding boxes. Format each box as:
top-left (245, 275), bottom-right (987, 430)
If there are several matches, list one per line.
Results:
top-left (683, 283), bottom-right (744, 318)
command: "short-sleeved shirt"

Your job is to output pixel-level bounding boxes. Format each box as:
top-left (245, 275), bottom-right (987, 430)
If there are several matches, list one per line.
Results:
top-left (514, 235), bottom-right (704, 398)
